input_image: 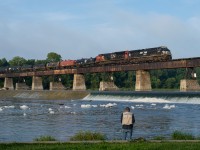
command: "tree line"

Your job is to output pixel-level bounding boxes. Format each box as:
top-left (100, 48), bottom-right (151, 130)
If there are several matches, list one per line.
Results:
top-left (0, 52), bottom-right (200, 90)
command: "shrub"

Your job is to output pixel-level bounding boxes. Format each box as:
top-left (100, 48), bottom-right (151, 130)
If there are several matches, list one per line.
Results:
top-left (172, 131), bottom-right (195, 140)
top-left (70, 131), bottom-right (106, 141)
top-left (34, 135), bottom-right (57, 141)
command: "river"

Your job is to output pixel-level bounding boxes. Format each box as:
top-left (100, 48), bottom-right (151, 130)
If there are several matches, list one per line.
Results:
top-left (0, 91), bottom-right (200, 142)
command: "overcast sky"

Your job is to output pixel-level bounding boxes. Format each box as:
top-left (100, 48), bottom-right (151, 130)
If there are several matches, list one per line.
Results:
top-left (0, 0), bottom-right (200, 61)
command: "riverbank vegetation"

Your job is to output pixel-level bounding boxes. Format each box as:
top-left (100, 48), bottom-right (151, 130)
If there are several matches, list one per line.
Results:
top-left (1, 54), bottom-right (200, 90)
top-left (33, 135), bottom-right (57, 142)
top-left (1, 131), bottom-right (200, 150)
top-left (70, 131), bottom-right (106, 141)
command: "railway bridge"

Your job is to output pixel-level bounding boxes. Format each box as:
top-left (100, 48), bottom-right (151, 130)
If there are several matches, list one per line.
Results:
top-left (1, 57), bottom-right (200, 91)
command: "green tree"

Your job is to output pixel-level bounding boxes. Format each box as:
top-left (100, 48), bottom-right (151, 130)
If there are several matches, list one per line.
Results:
top-left (9, 56), bottom-right (26, 66)
top-left (60, 74), bottom-right (73, 89)
top-left (0, 58), bottom-right (9, 67)
top-left (46, 52), bottom-right (62, 62)
top-left (151, 76), bottom-right (161, 89)
top-left (164, 77), bottom-right (176, 89)
top-left (26, 59), bottom-right (35, 65)
top-left (125, 71), bottom-right (135, 89)
top-left (114, 72), bottom-right (127, 88)
top-left (35, 59), bottom-right (47, 65)
top-left (90, 73), bottom-right (100, 90)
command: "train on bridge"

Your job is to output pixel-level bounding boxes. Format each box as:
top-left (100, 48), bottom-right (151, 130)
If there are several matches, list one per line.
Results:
top-left (0, 46), bottom-right (172, 73)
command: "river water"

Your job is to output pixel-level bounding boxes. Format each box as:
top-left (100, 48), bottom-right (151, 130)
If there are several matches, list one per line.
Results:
top-left (0, 91), bottom-right (200, 142)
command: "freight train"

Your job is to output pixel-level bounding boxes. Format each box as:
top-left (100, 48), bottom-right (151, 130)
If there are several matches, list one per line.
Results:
top-left (0, 46), bottom-right (172, 73)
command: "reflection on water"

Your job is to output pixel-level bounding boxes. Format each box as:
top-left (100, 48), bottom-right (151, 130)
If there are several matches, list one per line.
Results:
top-left (0, 94), bottom-right (200, 142)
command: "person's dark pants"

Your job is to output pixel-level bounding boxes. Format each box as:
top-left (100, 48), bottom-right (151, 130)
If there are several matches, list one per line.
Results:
top-left (122, 128), bottom-right (133, 140)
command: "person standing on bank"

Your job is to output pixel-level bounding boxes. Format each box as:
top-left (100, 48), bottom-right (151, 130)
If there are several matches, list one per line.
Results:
top-left (121, 107), bottom-right (135, 140)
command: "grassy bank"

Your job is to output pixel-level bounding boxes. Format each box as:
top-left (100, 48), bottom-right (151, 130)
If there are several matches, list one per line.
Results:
top-left (1, 142), bottom-right (200, 150)
top-left (1, 131), bottom-right (200, 150)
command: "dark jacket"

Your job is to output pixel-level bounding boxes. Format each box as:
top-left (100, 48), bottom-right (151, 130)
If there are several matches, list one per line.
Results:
top-left (121, 112), bottom-right (135, 129)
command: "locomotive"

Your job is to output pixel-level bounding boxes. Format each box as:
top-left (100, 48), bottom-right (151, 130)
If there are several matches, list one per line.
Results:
top-left (0, 46), bottom-right (172, 73)
top-left (95, 46), bottom-right (171, 65)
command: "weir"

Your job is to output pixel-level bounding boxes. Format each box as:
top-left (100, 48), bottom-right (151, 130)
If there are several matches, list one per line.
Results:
top-left (84, 91), bottom-right (200, 104)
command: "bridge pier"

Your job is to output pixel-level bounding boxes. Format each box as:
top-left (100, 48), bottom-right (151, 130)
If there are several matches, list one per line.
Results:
top-left (99, 81), bottom-right (119, 91)
top-left (180, 79), bottom-right (200, 91)
top-left (73, 74), bottom-right (86, 90)
top-left (4, 77), bottom-right (14, 90)
top-left (16, 83), bottom-right (30, 90)
top-left (50, 82), bottom-right (65, 90)
top-left (135, 70), bottom-right (152, 91)
top-left (32, 76), bottom-right (43, 90)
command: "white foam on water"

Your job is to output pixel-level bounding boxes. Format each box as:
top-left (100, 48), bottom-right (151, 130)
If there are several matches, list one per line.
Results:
top-left (48, 108), bottom-right (53, 111)
top-left (131, 106), bottom-right (135, 109)
top-left (3, 105), bottom-right (15, 109)
top-left (64, 106), bottom-right (71, 109)
top-left (163, 104), bottom-right (176, 109)
top-left (71, 112), bottom-right (76, 115)
top-left (20, 105), bottom-right (29, 110)
top-left (81, 104), bottom-right (92, 108)
top-left (100, 103), bottom-right (117, 108)
top-left (83, 94), bottom-right (200, 104)
top-left (49, 110), bottom-right (55, 114)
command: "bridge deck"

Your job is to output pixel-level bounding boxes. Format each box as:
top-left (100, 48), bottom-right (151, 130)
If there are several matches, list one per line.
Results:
top-left (0, 57), bottom-right (200, 78)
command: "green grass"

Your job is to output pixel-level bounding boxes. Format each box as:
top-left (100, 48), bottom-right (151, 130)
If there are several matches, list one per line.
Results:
top-left (152, 136), bottom-right (166, 140)
top-left (172, 131), bottom-right (195, 140)
top-left (70, 131), bottom-right (106, 141)
top-left (1, 142), bottom-right (200, 150)
top-left (33, 135), bottom-right (57, 141)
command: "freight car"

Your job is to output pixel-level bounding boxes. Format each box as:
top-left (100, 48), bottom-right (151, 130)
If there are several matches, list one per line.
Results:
top-left (33, 64), bottom-right (46, 71)
top-left (0, 67), bottom-right (8, 73)
top-left (46, 62), bottom-right (59, 70)
top-left (21, 65), bottom-right (33, 71)
top-left (59, 60), bottom-right (76, 69)
top-left (76, 58), bottom-right (95, 67)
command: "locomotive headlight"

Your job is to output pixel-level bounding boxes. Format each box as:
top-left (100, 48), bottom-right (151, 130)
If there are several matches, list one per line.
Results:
top-left (162, 51), bottom-right (168, 54)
